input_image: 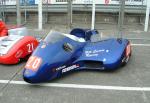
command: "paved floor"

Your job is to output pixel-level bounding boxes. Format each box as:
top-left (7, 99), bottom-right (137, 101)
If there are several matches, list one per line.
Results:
top-left (0, 24), bottom-right (150, 103)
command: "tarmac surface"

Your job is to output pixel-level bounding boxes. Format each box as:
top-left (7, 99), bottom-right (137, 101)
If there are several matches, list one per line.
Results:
top-left (0, 23), bottom-right (150, 103)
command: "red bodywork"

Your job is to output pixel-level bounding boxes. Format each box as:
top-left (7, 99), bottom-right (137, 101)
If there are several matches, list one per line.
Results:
top-left (0, 36), bottom-right (39, 64)
top-left (0, 20), bottom-right (22, 37)
top-left (0, 21), bottom-right (8, 37)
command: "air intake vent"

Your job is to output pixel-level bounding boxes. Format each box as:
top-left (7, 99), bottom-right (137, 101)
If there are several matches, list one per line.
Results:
top-left (83, 61), bottom-right (103, 69)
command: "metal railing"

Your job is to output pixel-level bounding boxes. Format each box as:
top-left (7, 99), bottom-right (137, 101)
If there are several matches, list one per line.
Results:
top-left (0, 4), bottom-right (146, 13)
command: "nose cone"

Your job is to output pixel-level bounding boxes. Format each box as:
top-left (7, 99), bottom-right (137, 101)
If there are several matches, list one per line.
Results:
top-left (23, 55), bottom-right (44, 83)
top-left (23, 59), bottom-right (55, 83)
top-left (23, 54), bottom-right (62, 83)
top-left (23, 65), bottom-right (59, 83)
top-left (23, 69), bottom-right (38, 83)
top-left (23, 68), bottom-right (56, 83)
top-left (23, 42), bottom-right (72, 83)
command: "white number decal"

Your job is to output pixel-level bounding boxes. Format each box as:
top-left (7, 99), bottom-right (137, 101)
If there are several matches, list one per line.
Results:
top-left (32, 59), bottom-right (41, 69)
top-left (25, 56), bottom-right (42, 71)
top-left (27, 43), bottom-right (34, 53)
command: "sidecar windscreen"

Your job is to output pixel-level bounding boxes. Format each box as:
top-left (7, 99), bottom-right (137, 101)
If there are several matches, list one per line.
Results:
top-left (44, 31), bottom-right (85, 44)
top-left (44, 31), bottom-right (65, 44)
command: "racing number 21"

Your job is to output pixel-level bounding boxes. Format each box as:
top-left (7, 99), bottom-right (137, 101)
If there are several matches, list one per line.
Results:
top-left (27, 43), bottom-right (34, 53)
top-left (25, 56), bottom-right (42, 71)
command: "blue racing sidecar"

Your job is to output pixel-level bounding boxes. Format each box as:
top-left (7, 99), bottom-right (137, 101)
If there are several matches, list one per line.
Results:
top-left (23, 28), bottom-right (131, 83)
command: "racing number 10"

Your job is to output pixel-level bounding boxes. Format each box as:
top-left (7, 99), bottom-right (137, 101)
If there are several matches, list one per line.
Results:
top-left (25, 56), bottom-right (42, 71)
top-left (27, 43), bottom-right (34, 53)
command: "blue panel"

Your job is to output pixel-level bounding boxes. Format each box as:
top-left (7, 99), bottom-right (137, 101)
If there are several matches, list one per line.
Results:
top-left (20, 0), bottom-right (35, 5)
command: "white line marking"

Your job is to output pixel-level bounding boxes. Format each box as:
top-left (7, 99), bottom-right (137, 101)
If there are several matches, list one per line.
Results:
top-left (131, 44), bottom-right (150, 46)
top-left (0, 80), bottom-right (150, 91)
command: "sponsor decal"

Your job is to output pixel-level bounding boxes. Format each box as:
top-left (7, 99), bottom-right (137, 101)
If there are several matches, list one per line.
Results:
top-left (62, 64), bottom-right (79, 73)
top-left (15, 50), bottom-right (23, 58)
top-left (105, 0), bottom-right (109, 4)
top-left (56, 65), bottom-right (66, 71)
top-left (86, 53), bottom-right (98, 57)
top-left (85, 49), bottom-right (108, 57)
top-left (43, 0), bottom-right (51, 4)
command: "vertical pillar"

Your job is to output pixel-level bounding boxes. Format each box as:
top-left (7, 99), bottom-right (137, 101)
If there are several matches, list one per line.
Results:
top-left (144, 0), bottom-right (150, 32)
top-left (16, 0), bottom-right (21, 25)
top-left (38, 0), bottom-right (43, 30)
top-left (24, 0), bottom-right (27, 23)
top-left (91, 0), bottom-right (95, 30)
top-left (118, 0), bottom-right (125, 38)
top-left (68, 0), bottom-right (72, 28)
top-left (1, 0), bottom-right (6, 22)
top-left (0, 1), bottom-right (2, 20)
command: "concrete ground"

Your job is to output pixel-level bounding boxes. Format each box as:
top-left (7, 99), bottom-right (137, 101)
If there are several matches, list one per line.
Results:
top-left (0, 23), bottom-right (150, 103)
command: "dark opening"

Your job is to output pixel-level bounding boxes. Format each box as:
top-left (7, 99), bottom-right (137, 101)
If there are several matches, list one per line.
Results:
top-left (83, 61), bottom-right (103, 69)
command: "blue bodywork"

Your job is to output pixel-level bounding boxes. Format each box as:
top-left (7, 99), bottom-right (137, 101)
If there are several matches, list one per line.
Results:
top-left (23, 28), bottom-right (130, 83)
